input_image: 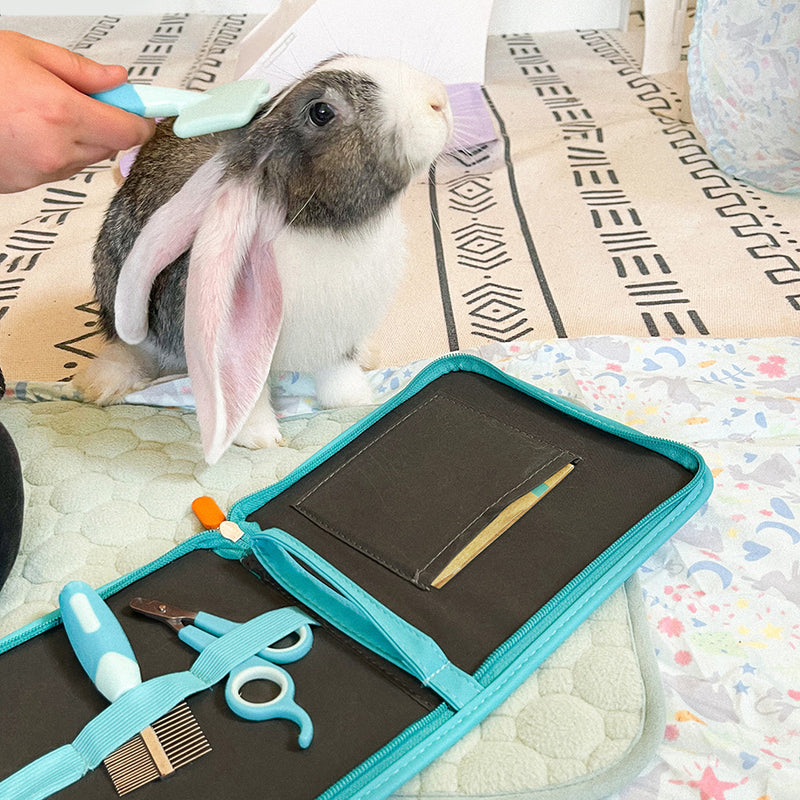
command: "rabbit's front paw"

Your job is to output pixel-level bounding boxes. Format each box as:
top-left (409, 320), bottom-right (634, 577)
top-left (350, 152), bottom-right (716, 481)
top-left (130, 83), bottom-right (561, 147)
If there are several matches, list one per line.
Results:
top-left (234, 419), bottom-right (284, 450)
top-left (315, 361), bottom-right (374, 409)
top-left (233, 391), bottom-right (284, 449)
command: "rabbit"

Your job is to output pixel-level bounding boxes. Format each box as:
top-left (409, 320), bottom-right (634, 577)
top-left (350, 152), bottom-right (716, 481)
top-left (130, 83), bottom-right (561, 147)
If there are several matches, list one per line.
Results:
top-left (76, 55), bottom-right (453, 464)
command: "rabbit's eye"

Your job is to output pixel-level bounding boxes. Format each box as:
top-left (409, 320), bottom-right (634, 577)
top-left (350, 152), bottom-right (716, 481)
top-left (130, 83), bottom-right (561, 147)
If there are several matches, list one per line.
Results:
top-left (308, 102), bottom-right (336, 127)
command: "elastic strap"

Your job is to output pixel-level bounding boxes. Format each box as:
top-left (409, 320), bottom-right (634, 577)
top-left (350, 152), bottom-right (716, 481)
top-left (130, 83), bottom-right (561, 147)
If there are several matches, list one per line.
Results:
top-left (0, 606), bottom-right (315, 800)
top-left (251, 529), bottom-right (483, 709)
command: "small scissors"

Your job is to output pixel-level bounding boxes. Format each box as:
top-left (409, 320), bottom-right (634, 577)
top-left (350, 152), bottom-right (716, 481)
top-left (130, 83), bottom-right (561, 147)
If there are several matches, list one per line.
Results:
top-left (130, 598), bottom-right (315, 748)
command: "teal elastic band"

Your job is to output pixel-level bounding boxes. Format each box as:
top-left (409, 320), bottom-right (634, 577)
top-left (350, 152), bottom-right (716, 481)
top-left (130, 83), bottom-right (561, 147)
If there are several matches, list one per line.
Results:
top-left (251, 529), bottom-right (483, 710)
top-left (0, 746), bottom-right (86, 800)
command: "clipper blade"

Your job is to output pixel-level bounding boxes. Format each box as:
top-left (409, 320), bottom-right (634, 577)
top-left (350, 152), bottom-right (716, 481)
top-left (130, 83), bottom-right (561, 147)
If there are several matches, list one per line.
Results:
top-left (103, 701), bottom-right (211, 796)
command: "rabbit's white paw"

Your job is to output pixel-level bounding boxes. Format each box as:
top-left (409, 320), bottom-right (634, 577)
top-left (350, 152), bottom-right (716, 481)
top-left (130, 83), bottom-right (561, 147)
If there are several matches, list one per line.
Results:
top-left (315, 361), bottom-right (374, 408)
top-left (234, 390), bottom-right (283, 449)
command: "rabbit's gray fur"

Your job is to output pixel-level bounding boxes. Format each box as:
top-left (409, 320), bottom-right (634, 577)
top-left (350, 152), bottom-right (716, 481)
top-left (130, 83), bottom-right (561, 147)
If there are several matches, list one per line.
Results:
top-left (92, 65), bottom-right (416, 371)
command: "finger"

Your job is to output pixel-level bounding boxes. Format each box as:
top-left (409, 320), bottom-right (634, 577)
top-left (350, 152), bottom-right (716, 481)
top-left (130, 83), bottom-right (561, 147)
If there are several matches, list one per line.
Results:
top-left (33, 143), bottom-right (127, 187)
top-left (22, 32), bottom-right (129, 95)
top-left (73, 95), bottom-right (157, 151)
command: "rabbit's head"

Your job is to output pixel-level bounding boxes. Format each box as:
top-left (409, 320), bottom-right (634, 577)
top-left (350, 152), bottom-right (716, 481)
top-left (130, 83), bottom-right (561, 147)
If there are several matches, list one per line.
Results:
top-left (226, 55), bottom-right (453, 230)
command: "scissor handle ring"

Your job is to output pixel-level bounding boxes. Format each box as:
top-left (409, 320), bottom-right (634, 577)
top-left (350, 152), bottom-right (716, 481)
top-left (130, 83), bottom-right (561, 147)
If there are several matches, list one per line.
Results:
top-left (261, 623), bottom-right (313, 663)
top-left (227, 664), bottom-right (289, 719)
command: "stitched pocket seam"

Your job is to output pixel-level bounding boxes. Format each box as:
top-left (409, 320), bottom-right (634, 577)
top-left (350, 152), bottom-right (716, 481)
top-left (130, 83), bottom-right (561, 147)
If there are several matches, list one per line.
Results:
top-left (293, 392), bottom-right (577, 588)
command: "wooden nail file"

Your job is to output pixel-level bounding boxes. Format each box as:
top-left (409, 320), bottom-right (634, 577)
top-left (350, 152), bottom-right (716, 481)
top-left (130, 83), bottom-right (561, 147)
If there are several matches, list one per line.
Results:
top-left (431, 462), bottom-right (575, 589)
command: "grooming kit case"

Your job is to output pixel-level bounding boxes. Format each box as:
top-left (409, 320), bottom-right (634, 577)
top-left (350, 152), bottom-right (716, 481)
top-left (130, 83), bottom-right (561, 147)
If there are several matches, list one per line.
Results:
top-left (0, 354), bottom-right (713, 799)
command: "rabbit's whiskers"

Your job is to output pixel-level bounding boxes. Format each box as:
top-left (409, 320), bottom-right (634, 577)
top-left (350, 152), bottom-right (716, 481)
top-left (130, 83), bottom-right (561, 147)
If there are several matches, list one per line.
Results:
top-left (287, 185), bottom-right (321, 227)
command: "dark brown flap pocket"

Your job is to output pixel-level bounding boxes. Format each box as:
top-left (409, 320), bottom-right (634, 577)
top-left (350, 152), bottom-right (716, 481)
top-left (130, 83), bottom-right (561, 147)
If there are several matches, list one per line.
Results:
top-left (292, 393), bottom-right (577, 588)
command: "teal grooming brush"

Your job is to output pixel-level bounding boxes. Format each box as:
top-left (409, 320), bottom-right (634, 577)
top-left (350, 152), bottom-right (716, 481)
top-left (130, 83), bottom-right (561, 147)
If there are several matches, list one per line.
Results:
top-left (92, 79), bottom-right (271, 138)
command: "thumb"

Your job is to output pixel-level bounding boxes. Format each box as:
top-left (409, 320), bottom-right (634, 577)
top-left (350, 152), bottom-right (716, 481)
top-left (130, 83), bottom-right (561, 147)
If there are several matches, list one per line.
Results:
top-left (27, 35), bottom-right (128, 94)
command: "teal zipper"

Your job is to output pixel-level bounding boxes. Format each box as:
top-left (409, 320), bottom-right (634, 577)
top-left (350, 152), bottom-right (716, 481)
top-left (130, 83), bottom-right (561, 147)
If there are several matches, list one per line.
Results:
top-left (235, 352), bottom-right (708, 799)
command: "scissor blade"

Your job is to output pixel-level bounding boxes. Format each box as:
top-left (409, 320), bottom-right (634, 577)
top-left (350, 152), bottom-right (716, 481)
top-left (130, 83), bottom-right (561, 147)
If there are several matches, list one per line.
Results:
top-left (129, 597), bottom-right (198, 631)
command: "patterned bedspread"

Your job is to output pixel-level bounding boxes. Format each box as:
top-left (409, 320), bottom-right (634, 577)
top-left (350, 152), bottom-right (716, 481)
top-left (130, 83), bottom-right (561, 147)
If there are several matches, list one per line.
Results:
top-left (1, 14), bottom-right (800, 384)
top-left (484, 336), bottom-right (800, 800)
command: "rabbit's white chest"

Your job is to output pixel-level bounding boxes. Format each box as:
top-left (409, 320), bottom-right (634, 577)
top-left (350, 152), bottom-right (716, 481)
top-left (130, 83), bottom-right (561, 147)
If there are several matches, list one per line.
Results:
top-left (269, 206), bottom-right (406, 372)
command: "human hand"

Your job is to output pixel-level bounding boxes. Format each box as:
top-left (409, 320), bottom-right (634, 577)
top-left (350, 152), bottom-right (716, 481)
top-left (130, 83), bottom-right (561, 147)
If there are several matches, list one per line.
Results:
top-left (0, 31), bottom-right (155, 193)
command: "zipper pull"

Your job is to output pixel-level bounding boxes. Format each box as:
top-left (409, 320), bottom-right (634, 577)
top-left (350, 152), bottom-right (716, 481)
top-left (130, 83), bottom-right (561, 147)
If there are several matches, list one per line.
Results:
top-left (192, 496), bottom-right (245, 543)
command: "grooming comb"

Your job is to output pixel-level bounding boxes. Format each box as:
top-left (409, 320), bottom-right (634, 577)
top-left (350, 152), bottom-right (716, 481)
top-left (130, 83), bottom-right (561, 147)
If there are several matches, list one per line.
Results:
top-left (59, 581), bottom-right (211, 796)
top-left (431, 461), bottom-right (576, 589)
top-left (91, 79), bottom-right (271, 138)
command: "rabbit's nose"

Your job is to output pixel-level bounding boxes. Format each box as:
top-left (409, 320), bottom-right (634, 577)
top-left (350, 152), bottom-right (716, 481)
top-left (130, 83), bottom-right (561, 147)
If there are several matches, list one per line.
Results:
top-left (428, 87), bottom-right (449, 115)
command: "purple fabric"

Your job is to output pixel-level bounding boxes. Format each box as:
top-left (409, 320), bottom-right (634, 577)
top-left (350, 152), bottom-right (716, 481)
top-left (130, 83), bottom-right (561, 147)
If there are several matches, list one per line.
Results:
top-left (446, 82), bottom-right (498, 149)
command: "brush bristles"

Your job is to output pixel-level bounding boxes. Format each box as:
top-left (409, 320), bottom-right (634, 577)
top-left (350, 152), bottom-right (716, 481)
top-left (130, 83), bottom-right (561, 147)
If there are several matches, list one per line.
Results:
top-left (104, 702), bottom-right (211, 796)
top-left (151, 703), bottom-right (211, 769)
top-left (104, 737), bottom-right (160, 797)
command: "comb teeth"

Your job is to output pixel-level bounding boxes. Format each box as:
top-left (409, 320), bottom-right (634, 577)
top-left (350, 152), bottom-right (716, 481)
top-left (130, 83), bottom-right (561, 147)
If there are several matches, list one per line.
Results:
top-left (103, 702), bottom-right (211, 796)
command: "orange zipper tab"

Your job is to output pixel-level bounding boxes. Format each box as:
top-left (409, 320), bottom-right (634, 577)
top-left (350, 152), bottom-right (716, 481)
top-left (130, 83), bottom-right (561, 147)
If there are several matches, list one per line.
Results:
top-left (192, 496), bottom-right (226, 529)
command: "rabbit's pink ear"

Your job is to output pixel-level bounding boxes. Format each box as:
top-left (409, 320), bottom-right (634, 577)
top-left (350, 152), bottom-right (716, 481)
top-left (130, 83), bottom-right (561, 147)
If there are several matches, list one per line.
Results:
top-left (184, 179), bottom-right (285, 464)
top-left (115, 155), bottom-right (225, 344)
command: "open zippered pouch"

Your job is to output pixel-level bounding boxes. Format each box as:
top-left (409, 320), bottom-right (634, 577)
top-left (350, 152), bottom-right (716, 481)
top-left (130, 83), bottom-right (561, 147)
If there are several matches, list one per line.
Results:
top-left (0, 354), bottom-right (712, 800)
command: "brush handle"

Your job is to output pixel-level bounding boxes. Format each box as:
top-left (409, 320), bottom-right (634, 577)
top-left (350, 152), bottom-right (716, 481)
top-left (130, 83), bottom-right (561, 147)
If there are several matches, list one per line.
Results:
top-left (59, 581), bottom-right (142, 703)
top-left (91, 79), bottom-right (271, 138)
top-left (91, 83), bottom-right (204, 118)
